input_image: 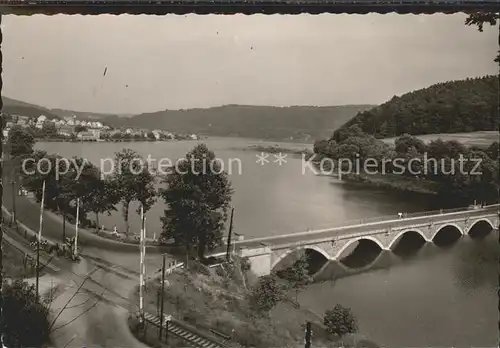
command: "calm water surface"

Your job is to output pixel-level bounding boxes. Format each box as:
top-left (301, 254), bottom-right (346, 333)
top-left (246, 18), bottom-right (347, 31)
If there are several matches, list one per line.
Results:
top-left (37, 139), bottom-right (498, 347)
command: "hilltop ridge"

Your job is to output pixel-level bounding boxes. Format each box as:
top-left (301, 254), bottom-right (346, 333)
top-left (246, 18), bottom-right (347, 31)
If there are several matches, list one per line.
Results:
top-left (101, 104), bottom-right (374, 142)
top-left (334, 75), bottom-right (499, 139)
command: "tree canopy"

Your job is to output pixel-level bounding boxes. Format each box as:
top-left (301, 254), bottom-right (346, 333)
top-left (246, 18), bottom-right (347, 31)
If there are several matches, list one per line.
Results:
top-left (323, 304), bottom-right (358, 337)
top-left (160, 143), bottom-right (233, 260)
top-left (110, 148), bottom-right (157, 235)
top-left (7, 125), bottom-right (35, 159)
top-left (248, 274), bottom-right (285, 314)
top-left (334, 75), bottom-right (498, 139)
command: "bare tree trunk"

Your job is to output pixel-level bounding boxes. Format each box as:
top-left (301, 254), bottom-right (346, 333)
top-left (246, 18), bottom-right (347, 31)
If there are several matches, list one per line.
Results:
top-left (122, 202), bottom-right (130, 236)
top-left (185, 242), bottom-right (190, 269)
top-left (95, 212), bottom-right (100, 231)
top-left (197, 233), bottom-right (207, 261)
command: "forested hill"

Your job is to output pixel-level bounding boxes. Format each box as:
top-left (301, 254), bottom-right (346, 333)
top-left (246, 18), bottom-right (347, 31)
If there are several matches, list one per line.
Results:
top-left (335, 75), bottom-right (499, 139)
top-left (102, 104), bottom-right (374, 142)
top-left (2, 96), bottom-right (61, 120)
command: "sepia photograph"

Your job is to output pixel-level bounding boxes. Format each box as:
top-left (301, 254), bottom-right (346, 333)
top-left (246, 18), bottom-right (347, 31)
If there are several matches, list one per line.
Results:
top-left (1, 12), bottom-right (499, 348)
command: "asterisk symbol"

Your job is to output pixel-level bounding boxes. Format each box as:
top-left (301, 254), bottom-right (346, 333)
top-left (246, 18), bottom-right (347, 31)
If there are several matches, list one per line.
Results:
top-left (274, 152), bottom-right (287, 165)
top-left (256, 152), bottom-right (270, 165)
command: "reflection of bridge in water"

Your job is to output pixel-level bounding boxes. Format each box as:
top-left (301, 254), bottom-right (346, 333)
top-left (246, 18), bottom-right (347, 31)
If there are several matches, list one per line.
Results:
top-left (228, 205), bottom-right (499, 277)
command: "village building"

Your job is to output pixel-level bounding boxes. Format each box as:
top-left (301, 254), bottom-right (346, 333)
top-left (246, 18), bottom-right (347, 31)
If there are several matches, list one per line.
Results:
top-left (76, 131), bottom-right (97, 141)
top-left (57, 125), bottom-right (76, 137)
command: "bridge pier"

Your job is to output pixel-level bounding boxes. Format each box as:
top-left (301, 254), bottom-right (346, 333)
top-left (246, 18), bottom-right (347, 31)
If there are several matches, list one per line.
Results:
top-left (239, 246), bottom-right (273, 277)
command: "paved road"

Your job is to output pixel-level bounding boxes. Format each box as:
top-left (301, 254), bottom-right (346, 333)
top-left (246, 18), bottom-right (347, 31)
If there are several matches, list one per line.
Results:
top-left (2, 168), bottom-right (172, 347)
top-left (228, 205), bottom-right (499, 250)
top-left (2, 173), bottom-right (176, 254)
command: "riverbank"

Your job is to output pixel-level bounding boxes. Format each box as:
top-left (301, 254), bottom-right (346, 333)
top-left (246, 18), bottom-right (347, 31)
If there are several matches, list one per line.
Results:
top-left (34, 137), bottom-right (198, 143)
top-left (309, 158), bottom-right (439, 196)
top-left (129, 259), bottom-right (379, 348)
top-left (234, 144), bottom-right (313, 156)
top-left (342, 172), bottom-right (440, 195)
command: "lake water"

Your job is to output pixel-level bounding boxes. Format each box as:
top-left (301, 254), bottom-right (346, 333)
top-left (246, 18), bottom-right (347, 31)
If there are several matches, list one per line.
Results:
top-left (37, 138), bottom-right (498, 347)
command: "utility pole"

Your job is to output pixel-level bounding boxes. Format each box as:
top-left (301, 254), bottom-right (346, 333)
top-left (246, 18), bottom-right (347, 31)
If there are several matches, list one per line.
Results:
top-left (304, 321), bottom-right (312, 348)
top-left (159, 253), bottom-right (166, 340)
top-left (225, 207), bottom-right (234, 262)
top-left (73, 198), bottom-right (80, 258)
top-left (139, 205), bottom-right (145, 323)
top-left (10, 158), bottom-right (17, 230)
top-left (62, 209), bottom-right (66, 241)
top-left (10, 177), bottom-right (16, 227)
top-left (36, 180), bottom-right (46, 301)
top-left (143, 216), bottom-right (147, 289)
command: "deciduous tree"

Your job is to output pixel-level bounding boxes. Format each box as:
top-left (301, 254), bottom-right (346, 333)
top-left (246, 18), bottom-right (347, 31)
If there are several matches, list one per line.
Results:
top-left (111, 149), bottom-right (156, 235)
top-left (465, 12), bottom-right (499, 62)
top-left (7, 125), bottom-right (35, 159)
top-left (394, 134), bottom-right (427, 154)
top-left (277, 255), bottom-right (312, 304)
top-left (323, 304), bottom-right (358, 337)
top-left (248, 274), bottom-right (285, 314)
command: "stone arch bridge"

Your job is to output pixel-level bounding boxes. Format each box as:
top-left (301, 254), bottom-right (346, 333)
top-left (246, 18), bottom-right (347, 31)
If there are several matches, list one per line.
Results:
top-left (231, 205), bottom-right (499, 276)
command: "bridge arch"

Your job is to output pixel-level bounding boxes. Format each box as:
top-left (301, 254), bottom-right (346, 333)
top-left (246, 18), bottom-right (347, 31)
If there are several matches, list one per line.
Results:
top-left (337, 251), bottom-right (387, 273)
top-left (387, 229), bottom-right (429, 250)
top-left (271, 245), bottom-right (331, 271)
top-left (333, 236), bottom-right (385, 260)
top-left (468, 218), bottom-right (495, 232)
top-left (430, 223), bottom-right (464, 241)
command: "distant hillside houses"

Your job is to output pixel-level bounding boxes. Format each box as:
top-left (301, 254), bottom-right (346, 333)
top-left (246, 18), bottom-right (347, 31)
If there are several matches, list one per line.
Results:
top-left (2, 112), bottom-right (197, 142)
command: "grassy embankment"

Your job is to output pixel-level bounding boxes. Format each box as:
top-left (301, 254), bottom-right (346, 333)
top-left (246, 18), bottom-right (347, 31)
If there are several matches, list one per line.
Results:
top-left (129, 258), bottom-right (379, 348)
top-left (2, 238), bottom-right (38, 279)
top-left (381, 131), bottom-right (498, 149)
top-left (236, 144), bottom-right (313, 156)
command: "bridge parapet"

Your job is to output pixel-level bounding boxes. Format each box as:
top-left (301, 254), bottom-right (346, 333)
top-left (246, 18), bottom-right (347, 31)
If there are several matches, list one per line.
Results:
top-left (239, 245), bottom-right (273, 277)
top-left (238, 206), bottom-right (499, 277)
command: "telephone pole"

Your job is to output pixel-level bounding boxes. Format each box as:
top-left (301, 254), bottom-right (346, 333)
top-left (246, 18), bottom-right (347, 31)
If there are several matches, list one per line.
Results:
top-left (159, 254), bottom-right (166, 340)
top-left (139, 205), bottom-right (146, 322)
top-left (226, 207), bottom-right (234, 262)
top-left (73, 198), bottom-right (80, 258)
top-left (304, 321), bottom-right (312, 348)
top-left (10, 178), bottom-right (16, 227)
top-left (36, 180), bottom-right (46, 301)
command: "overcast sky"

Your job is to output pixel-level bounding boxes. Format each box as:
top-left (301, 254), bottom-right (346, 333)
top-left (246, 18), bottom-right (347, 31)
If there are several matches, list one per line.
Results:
top-left (3, 14), bottom-right (498, 114)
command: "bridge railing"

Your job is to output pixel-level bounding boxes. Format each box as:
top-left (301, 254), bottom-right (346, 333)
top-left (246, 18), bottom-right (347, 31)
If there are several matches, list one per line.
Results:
top-left (238, 205), bottom-right (498, 242)
top-left (405, 207), bottom-right (469, 219)
top-left (305, 207), bottom-right (472, 231)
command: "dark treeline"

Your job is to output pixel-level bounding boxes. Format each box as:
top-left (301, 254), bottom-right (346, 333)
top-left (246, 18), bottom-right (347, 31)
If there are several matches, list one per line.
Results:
top-left (334, 75), bottom-right (499, 139)
top-left (314, 125), bottom-right (499, 207)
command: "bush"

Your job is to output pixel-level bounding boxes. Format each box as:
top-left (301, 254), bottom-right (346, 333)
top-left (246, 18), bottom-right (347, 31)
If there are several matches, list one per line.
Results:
top-left (183, 307), bottom-right (201, 324)
top-left (248, 274), bottom-right (285, 314)
top-left (1, 279), bottom-right (51, 348)
top-left (240, 257), bottom-right (251, 272)
top-left (324, 304), bottom-right (358, 337)
top-left (232, 322), bottom-right (265, 347)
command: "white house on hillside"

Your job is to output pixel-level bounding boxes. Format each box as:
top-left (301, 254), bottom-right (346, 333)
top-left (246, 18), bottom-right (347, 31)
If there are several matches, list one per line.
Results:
top-left (36, 115), bottom-right (47, 129)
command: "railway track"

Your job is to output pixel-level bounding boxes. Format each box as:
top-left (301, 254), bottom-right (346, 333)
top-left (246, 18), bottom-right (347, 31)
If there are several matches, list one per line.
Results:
top-left (2, 224), bottom-right (229, 348)
top-left (143, 312), bottom-right (228, 348)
